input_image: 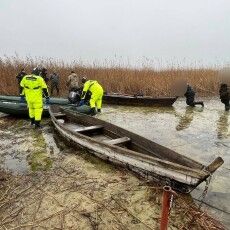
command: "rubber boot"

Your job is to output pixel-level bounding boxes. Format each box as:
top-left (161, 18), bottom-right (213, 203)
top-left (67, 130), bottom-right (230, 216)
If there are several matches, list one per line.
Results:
top-left (90, 108), bottom-right (96, 116)
top-left (97, 109), bottom-right (101, 113)
top-left (188, 102), bottom-right (195, 107)
top-left (30, 117), bottom-right (35, 125)
top-left (34, 120), bottom-right (42, 129)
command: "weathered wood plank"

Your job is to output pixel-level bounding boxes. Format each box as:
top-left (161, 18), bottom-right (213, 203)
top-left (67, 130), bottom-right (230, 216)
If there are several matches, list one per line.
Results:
top-left (205, 157), bottom-right (224, 173)
top-left (104, 137), bottom-right (131, 145)
top-left (74, 125), bottom-right (104, 133)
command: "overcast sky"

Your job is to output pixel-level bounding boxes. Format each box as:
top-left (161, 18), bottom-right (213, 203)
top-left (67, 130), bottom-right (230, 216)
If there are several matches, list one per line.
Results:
top-left (0, 0), bottom-right (229, 68)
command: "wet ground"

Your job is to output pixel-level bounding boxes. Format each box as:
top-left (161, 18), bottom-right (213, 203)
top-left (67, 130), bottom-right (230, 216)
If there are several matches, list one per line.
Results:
top-left (0, 97), bottom-right (229, 228)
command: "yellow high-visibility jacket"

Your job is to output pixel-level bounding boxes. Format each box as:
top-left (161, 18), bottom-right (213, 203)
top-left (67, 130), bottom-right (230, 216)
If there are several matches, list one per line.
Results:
top-left (81, 80), bottom-right (103, 99)
top-left (20, 74), bottom-right (48, 102)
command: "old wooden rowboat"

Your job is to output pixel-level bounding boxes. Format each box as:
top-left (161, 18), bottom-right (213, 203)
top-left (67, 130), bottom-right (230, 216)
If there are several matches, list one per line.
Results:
top-left (103, 94), bottom-right (178, 106)
top-left (0, 94), bottom-right (178, 107)
top-left (49, 105), bottom-right (224, 193)
top-left (0, 101), bottom-right (91, 117)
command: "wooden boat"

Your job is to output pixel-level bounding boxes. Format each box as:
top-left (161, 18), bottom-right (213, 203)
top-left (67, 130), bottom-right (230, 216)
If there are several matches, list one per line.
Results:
top-left (49, 105), bottom-right (224, 193)
top-left (0, 101), bottom-right (91, 117)
top-left (0, 94), bottom-right (178, 107)
top-left (104, 94), bottom-right (178, 106)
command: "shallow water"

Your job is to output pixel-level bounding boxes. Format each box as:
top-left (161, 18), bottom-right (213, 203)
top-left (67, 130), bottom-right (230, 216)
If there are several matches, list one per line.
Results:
top-left (0, 97), bottom-right (229, 227)
top-left (98, 97), bottom-right (230, 227)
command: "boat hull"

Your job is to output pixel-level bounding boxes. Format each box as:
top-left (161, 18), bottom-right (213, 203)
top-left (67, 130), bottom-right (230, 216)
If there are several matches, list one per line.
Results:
top-left (49, 106), bottom-right (223, 193)
top-left (0, 101), bottom-right (50, 117)
top-left (0, 94), bottom-right (178, 107)
top-left (0, 101), bottom-right (91, 117)
top-left (53, 120), bottom-right (197, 193)
top-left (103, 94), bottom-right (178, 106)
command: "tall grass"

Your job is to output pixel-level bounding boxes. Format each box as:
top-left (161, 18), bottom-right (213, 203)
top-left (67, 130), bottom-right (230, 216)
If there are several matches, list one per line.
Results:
top-left (0, 56), bottom-right (220, 97)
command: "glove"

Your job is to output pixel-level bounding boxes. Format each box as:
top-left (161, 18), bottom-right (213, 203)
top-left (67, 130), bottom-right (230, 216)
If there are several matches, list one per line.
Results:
top-left (79, 100), bottom-right (85, 106)
top-left (20, 95), bottom-right (25, 103)
top-left (45, 97), bottom-right (50, 104)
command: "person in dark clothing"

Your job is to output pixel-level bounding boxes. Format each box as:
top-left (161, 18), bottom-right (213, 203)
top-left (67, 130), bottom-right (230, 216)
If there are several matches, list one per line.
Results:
top-left (184, 85), bottom-right (204, 107)
top-left (16, 69), bottom-right (27, 93)
top-left (219, 83), bottom-right (230, 111)
top-left (40, 67), bottom-right (49, 83)
top-left (50, 72), bottom-right (60, 96)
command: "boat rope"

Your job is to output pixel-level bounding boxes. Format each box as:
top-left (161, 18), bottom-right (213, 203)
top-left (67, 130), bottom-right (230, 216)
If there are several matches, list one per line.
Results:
top-left (198, 174), bottom-right (212, 210)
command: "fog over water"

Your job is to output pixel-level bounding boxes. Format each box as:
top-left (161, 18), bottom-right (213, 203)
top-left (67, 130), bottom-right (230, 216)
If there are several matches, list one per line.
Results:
top-left (0, 0), bottom-right (230, 68)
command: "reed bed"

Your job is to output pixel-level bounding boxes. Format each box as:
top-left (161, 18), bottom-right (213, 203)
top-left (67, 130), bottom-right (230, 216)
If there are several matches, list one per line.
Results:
top-left (0, 56), bottom-right (220, 97)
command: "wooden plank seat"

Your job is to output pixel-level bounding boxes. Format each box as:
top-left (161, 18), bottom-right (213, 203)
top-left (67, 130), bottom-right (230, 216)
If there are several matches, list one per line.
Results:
top-left (104, 136), bottom-right (131, 145)
top-left (74, 125), bottom-right (104, 133)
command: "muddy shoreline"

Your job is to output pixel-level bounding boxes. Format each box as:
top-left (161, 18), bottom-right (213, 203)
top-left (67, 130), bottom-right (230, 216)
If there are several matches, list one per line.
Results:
top-left (0, 113), bottom-right (226, 229)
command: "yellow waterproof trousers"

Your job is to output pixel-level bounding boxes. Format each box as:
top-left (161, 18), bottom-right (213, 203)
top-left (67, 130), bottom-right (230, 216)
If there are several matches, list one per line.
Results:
top-left (82, 80), bottom-right (104, 110)
top-left (27, 101), bottom-right (43, 121)
top-left (90, 93), bottom-right (103, 109)
top-left (89, 85), bottom-right (103, 109)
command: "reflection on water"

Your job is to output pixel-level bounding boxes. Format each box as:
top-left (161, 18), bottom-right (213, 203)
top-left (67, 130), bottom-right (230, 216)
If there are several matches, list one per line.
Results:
top-left (176, 106), bottom-right (204, 131)
top-left (217, 111), bottom-right (229, 139)
top-left (176, 106), bottom-right (194, 131)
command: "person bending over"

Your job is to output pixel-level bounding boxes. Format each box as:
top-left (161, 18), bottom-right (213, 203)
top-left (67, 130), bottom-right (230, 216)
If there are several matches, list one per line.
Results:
top-left (184, 84), bottom-right (204, 107)
top-left (79, 77), bottom-right (104, 115)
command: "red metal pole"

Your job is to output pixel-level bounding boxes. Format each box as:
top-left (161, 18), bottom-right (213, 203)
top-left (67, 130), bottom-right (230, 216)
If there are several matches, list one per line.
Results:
top-left (160, 186), bottom-right (177, 230)
top-left (160, 186), bottom-right (171, 230)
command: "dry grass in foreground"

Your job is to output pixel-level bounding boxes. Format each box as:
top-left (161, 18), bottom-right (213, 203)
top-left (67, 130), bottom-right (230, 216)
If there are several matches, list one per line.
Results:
top-left (0, 160), bottom-right (225, 230)
top-left (0, 56), bottom-right (220, 97)
top-left (0, 116), bottom-right (226, 230)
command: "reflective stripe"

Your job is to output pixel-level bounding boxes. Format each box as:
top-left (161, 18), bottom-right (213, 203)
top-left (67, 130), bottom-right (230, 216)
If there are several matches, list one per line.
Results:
top-left (33, 86), bottom-right (40, 90)
top-left (26, 76), bottom-right (37, 81)
top-left (24, 86), bottom-right (40, 89)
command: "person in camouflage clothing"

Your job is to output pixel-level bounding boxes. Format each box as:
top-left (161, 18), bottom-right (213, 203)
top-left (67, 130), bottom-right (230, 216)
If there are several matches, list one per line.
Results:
top-left (66, 70), bottom-right (82, 92)
top-left (50, 72), bottom-right (60, 96)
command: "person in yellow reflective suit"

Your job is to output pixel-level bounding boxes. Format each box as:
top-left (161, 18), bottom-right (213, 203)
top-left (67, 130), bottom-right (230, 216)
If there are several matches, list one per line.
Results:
top-left (20, 67), bottom-right (49, 128)
top-left (80, 77), bottom-right (103, 115)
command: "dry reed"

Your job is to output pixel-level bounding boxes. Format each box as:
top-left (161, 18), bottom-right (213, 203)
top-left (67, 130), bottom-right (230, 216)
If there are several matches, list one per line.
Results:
top-left (0, 56), bottom-right (220, 97)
